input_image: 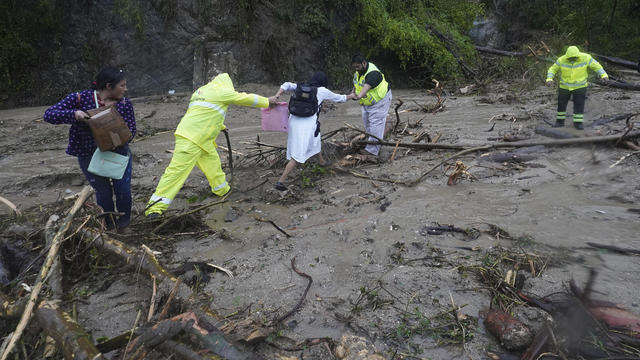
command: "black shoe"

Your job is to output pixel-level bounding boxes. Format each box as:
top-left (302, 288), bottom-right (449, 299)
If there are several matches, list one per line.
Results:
top-left (552, 121), bottom-right (565, 128)
top-left (274, 182), bottom-right (288, 191)
top-left (573, 122), bottom-right (584, 130)
top-left (146, 212), bottom-right (161, 219)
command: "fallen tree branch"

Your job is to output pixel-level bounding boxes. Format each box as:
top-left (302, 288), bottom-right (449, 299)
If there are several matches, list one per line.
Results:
top-left (358, 130), bottom-right (640, 151)
top-left (592, 53), bottom-right (639, 70)
top-left (81, 230), bottom-right (260, 360)
top-left (35, 300), bottom-right (104, 360)
top-left (604, 80), bottom-right (640, 91)
top-left (0, 185), bottom-right (93, 360)
top-left (474, 46), bottom-right (526, 57)
top-left (344, 123), bottom-right (383, 143)
top-left (427, 25), bottom-right (475, 77)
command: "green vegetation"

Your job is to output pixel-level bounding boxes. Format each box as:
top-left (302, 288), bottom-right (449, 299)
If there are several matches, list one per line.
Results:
top-left (0, 0), bottom-right (65, 95)
top-left (114, 0), bottom-right (145, 38)
top-left (346, 0), bottom-right (484, 79)
top-left (485, 0), bottom-right (640, 58)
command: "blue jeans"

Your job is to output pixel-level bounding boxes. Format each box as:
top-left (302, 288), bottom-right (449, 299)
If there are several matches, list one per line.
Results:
top-left (78, 146), bottom-right (133, 229)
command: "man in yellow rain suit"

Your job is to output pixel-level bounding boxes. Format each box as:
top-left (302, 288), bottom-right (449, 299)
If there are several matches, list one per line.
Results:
top-left (546, 45), bottom-right (608, 130)
top-left (146, 73), bottom-right (277, 216)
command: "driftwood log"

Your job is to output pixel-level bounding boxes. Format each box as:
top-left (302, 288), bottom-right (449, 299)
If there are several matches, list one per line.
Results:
top-left (355, 130), bottom-right (640, 187)
top-left (35, 300), bottom-right (103, 360)
top-left (0, 293), bottom-right (103, 360)
top-left (357, 129), bottom-right (640, 151)
top-left (592, 53), bottom-right (639, 70)
top-left (474, 46), bottom-right (526, 57)
top-left (604, 79), bottom-right (640, 91)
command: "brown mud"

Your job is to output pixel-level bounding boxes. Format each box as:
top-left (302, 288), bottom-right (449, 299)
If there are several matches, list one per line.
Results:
top-left (1, 79), bottom-right (640, 359)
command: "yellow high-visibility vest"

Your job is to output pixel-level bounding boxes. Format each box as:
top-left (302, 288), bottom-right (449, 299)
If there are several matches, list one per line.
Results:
top-left (353, 62), bottom-right (389, 106)
top-left (547, 46), bottom-right (607, 90)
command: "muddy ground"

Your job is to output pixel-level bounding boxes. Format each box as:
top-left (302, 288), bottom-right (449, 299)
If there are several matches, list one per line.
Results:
top-left (1, 75), bottom-right (640, 359)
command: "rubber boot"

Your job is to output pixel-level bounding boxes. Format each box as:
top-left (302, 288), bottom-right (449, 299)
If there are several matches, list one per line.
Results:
top-left (573, 122), bottom-right (584, 130)
top-left (552, 120), bottom-right (565, 128)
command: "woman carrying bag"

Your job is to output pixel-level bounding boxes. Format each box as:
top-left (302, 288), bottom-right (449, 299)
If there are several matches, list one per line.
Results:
top-left (44, 67), bottom-right (136, 231)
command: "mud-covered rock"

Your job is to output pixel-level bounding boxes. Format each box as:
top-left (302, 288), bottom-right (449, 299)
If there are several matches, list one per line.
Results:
top-left (483, 308), bottom-right (533, 350)
top-left (334, 334), bottom-right (384, 360)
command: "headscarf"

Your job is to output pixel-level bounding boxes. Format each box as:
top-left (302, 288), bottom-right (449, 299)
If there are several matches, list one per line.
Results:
top-left (309, 71), bottom-right (328, 88)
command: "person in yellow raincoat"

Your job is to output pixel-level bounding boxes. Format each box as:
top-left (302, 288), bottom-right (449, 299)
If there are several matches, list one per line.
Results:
top-left (145, 73), bottom-right (277, 216)
top-left (546, 45), bottom-right (608, 130)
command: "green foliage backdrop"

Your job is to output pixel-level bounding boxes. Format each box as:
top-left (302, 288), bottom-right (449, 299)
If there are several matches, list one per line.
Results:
top-left (487, 0), bottom-right (640, 58)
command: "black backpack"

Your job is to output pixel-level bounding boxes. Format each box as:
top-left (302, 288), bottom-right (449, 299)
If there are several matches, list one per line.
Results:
top-left (288, 84), bottom-right (318, 117)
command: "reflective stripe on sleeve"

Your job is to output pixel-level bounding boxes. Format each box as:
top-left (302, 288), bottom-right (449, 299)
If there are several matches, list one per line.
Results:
top-left (252, 95), bottom-right (259, 107)
top-left (189, 101), bottom-right (226, 116)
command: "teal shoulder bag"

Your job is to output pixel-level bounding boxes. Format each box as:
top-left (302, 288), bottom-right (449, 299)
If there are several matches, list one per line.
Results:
top-left (87, 149), bottom-right (130, 179)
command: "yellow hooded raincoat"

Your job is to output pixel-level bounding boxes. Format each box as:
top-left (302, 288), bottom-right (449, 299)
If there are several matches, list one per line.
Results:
top-left (547, 46), bottom-right (608, 90)
top-left (146, 73), bottom-right (269, 215)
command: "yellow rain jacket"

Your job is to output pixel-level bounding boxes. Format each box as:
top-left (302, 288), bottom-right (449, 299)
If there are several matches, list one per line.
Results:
top-left (546, 46), bottom-right (608, 90)
top-left (175, 73), bottom-right (270, 153)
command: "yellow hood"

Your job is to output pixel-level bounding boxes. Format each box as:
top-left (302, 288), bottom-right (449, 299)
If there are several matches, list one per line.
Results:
top-left (208, 73), bottom-right (234, 91)
top-left (565, 46), bottom-right (580, 58)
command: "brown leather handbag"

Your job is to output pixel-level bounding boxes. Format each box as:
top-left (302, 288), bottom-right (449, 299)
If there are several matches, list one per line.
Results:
top-left (84, 106), bottom-right (132, 151)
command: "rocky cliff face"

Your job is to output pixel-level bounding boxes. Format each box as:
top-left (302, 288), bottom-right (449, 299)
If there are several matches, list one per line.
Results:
top-left (23, 0), bottom-right (342, 107)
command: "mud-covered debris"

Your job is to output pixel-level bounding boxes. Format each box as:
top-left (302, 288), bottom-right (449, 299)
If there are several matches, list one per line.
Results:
top-left (334, 334), bottom-right (384, 360)
top-left (483, 308), bottom-right (533, 350)
top-left (224, 206), bottom-right (243, 222)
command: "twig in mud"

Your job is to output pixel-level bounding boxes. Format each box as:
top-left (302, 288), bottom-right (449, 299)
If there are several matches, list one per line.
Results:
top-left (0, 196), bottom-right (21, 216)
top-left (609, 151), bottom-right (640, 168)
top-left (344, 122), bottom-right (383, 143)
top-left (158, 278), bottom-right (181, 321)
top-left (615, 115), bottom-right (636, 147)
top-left (253, 215), bottom-right (291, 238)
top-left (334, 167), bottom-right (406, 184)
top-left (272, 257), bottom-right (313, 325)
top-left (406, 145), bottom-right (493, 187)
top-left (206, 262), bottom-right (234, 278)
top-left (239, 179), bottom-right (269, 193)
top-left (393, 99), bottom-right (404, 133)
top-left (147, 277), bottom-right (157, 321)
top-left (390, 140), bottom-right (401, 161)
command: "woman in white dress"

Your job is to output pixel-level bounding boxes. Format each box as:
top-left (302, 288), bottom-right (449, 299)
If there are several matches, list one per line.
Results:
top-left (273, 72), bottom-right (355, 190)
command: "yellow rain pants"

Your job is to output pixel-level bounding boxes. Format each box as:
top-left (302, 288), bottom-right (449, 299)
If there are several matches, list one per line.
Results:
top-left (145, 135), bottom-right (229, 215)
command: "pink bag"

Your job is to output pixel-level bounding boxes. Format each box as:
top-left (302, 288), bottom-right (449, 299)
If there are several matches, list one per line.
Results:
top-left (260, 102), bottom-right (289, 132)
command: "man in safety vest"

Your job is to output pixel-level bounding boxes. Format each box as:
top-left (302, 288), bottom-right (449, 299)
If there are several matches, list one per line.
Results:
top-left (351, 55), bottom-right (392, 157)
top-left (145, 73), bottom-right (277, 217)
top-left (546, 45), bottom-right (609, 130)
